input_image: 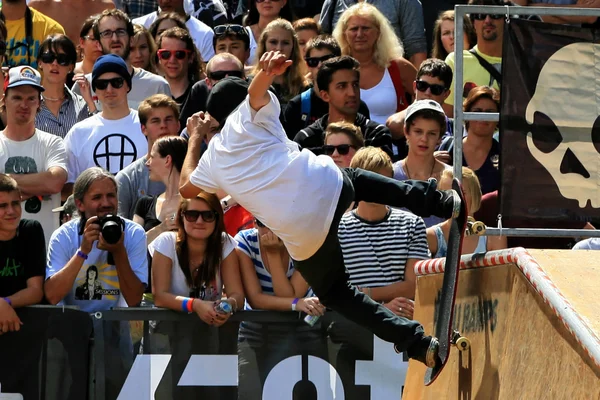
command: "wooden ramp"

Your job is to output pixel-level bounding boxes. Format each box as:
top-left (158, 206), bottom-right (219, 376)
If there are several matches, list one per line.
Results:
top-left (403, 248), bottom-right (600, 400)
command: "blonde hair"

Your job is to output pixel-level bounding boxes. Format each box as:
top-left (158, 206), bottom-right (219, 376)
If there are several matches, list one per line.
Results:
top-left (441, 167), bottom-right (482, 213)
top-left (325, 121), bottom-right (365, 149)
top-left (349, 147), bottom-right (393, 176)
top-left (252, 19), bottom-right (309, 101)
top-left (132, 24), bottom-right (158, 74)
top-left (333, 3), bottom-right (403, 69)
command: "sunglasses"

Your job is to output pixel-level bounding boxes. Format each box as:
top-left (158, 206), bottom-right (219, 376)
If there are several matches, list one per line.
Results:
top-left (214, 24), bottom-right (247, 36)
top-left (94, 77), bottom-right (125, 90)
top-left (40, 52), bottom-right (71, 66)
top-left (323, 144), bottom-right (355, 156)
top-left (208, 70), bottom-right (244, 80)
top-left (415, 80), bottom-right (447, 96)
top-left (255, 219), bottom-right (265, 228)
top-left (182, 210), bottom-right (218, 223)
top-left (0, 41), bottom-right (6, 56)
top-left (470, 13), bottom-right (504, 20)
top-left (305, 54), bottom-right (335, 68)
top-left (157, 49), bottom-right (192, 60)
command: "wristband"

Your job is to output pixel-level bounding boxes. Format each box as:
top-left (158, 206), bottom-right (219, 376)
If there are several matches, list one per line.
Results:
top-left (187, 298), bottom-right (194, 313)
top-left (182, 298), bottom-right (194, 313)
top-left (291, 298), bottom-right (299, 311)
top-left (2, 297), bottom-right (11, 306)
top-left (76, 250), bottom-right (88, 260)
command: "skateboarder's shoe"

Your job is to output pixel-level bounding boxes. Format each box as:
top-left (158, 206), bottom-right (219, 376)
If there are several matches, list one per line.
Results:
top-left (424, 337), bottom-right (441, 368)
top-left (397, 336), bottom-right (441, 369)
top-left (435, 189), bottom-right (461, 220)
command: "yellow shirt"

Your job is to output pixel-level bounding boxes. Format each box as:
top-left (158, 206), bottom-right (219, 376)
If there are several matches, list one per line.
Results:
top-left (444, 46), bottom-right (501, 107)
top-left (4, 7), bottom-right (65, 68)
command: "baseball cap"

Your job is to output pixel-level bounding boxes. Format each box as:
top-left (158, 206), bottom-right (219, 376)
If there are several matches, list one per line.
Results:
top-left (5, 66), bottom-right (45, 92)
top-left (52, 194), bottom-right (77, 215)
top-left (206, 77), bottom-right (249, 128)
top-left (405, 99), bottom-right (445, 121)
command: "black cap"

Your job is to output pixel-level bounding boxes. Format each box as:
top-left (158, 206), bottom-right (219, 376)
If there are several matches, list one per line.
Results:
top-left (206, 77), bottom-right (249, 128)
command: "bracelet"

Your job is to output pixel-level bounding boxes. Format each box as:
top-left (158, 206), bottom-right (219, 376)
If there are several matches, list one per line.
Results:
top-left (2, 297), bottom-right (11, 306)
top-left (227, 297), bottom-right (238, 312)
top-left (187, 298), bottom-right (194, 313)
top-left (76, 250), bottom-right (88, 260)
top-left (291, 298), bottom-right (299, 311)
top-left (182, 298), bottom-right (194, 313)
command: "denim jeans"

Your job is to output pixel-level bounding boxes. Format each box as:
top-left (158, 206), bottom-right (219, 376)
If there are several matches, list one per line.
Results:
top-left (293, 168), bottom-right (439, 353)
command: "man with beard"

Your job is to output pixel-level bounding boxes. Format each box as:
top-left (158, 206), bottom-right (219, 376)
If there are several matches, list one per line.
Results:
top-left (443, 0), bottom-right (504, 117)
top-left (72, 9), bottom-right (171, 111)
top-left (0, 0), bottom-right (64, 68)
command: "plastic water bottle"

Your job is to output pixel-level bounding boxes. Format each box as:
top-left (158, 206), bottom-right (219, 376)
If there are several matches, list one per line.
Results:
top-left (215, 301), bottom-right (232, 314)
top-left (304, 314), bottom-right (320, 326)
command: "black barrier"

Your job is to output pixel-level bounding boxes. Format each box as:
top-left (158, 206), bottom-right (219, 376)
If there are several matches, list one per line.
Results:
top-left (0, 307), bottom-right (410, 400)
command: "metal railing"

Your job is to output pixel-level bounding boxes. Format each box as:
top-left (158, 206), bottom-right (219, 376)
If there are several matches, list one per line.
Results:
top-left (453, 5), bottom-right (600, 237)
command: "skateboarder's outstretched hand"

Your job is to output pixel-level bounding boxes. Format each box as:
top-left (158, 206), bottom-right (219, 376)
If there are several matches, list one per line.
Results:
top-left (187, 111), bottom-right (212, 140)
top-left (259, 50), bottom-right (293, 77)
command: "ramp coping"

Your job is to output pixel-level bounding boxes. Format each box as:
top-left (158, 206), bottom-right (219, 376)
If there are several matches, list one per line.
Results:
top-left (414, 247), bottom-right (600, 370)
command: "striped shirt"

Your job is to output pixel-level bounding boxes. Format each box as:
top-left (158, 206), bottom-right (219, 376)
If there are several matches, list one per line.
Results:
top-left (36, 86), bottom-right (91, 139)
top-left (338, 208), bottom-right (429, 287)
top-left (235, 228), bottom-right (312, 311)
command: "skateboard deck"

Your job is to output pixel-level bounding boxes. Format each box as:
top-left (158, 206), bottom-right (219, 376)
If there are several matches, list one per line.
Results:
top-left (424, 178), bottom-right (468, 385)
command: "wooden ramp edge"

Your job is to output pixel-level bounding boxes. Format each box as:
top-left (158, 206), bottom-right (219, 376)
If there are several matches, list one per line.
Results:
top-left (403, 247), bottom-right (600, 400)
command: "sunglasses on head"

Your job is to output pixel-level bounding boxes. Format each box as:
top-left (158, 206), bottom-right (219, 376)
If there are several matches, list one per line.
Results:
top-left (305, 54), bottom-right (335, 68)
top-left (182, 210), bottom-right (218, 223)
top-left (157, 49), bottom-right (192, 60)
top-left (40, 52), bottom-right (71, 66)
top-left (94, 77), bottom-right (125, 90)
top-left (323, 144), bottom-right (354, 156)
top-left (415, 80), bottom-right (447, 96)
top-left (470, 13), bottom-right (504, 20)
top-left (255, 219), bottom-right (265, 228)
top-left (214, 24), bottom-right (247, 36)
top-left (208, 70), bottom-right (244, 81)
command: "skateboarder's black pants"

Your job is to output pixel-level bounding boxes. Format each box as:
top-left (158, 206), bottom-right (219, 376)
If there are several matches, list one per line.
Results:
top-left (294, 168), bottom-right (439, 354)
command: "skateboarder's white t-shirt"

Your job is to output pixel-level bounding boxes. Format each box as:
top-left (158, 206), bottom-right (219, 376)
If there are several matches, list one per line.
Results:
top-left (190, 92), bottom-right (343, 261)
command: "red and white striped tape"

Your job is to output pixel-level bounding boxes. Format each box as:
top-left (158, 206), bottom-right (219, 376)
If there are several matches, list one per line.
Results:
top-left (414, 247), bottom-right (600, 370)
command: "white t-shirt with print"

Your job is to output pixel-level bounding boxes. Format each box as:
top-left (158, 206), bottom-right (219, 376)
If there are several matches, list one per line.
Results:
top-left (133, 12), bottom-right (215, 62)
top-left (148, 231), bottom-right (236, 300)
top-left (189, 92), bottom-right (343, 261)
top-left (64, 110), bottom-right (147, 182)
top-left (46, 218), bottom-right (148, 312)
top-left (0, 129), bottom-right (67, 244)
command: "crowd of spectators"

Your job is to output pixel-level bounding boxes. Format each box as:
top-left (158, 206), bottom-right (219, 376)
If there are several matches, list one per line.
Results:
top-left (0, 0), bottom-right (597, 398)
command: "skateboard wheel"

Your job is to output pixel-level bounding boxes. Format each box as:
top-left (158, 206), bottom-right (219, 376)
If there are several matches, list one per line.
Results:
top-left (472, 221), bottom-right (486, 235)
top-left (456, 337), bottom-right (470, 351)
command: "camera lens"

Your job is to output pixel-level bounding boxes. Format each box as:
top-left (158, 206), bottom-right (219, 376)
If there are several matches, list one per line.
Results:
top-left (101, 221), bottom-right (122, 244)
top-left (25, 196), bottom-right (42, 213)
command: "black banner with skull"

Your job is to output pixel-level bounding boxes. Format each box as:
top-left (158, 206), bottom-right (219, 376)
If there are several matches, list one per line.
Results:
top-left (500, 18), bottom-right (600, 223)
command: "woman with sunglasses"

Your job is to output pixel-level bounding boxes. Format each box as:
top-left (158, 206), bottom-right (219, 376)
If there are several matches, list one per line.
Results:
top-left (134, 136), bottom-right (188, 245)
top-left (244, 0), bottom-right (296, 65)
top-left (74, 15), bottom-right (102, 76)
top-left (431, 10), bottom-right (476, 61)
top-left (323, 121), bottom-right (364, 168)
top-left (36, 34), bottom-right (97, 139)
top-left (252, 19), bottom-right (308, 106)
top-left (333, 3), bottom-right (416, 126)
top-left (149, 191), bottom-right (244, 399)
top-left (130, 24), bottom-right (158, 74)
top-left (236, 217), bottom-right (327, 398)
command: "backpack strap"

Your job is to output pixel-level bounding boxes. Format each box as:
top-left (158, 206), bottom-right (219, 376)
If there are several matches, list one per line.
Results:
top-left (300, 88), bottom-right (312, 127)
top-left (0, 7), bottom-right (33, 66)
top-left (387, 61), bottom-right (409, 112)
top-left (468, 48), bottom-right (502, 85)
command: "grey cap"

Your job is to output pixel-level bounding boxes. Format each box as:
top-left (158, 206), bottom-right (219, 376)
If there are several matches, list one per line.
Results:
top-left (52, 194), bottom-right (77, 215)
top-left (405, 99), bottom-right (445, 121)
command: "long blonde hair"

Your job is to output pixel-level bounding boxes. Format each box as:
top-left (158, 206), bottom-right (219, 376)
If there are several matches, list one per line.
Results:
top-left (441, 167), bottom-right (482, 214)
top-left (333, 3), bottom-right (403, 68)
top-left (252, 19), bottom-right (308, 101)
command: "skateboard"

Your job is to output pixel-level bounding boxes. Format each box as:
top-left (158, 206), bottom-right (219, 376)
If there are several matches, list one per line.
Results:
top-left (424, 178), bottom-right (469, 386)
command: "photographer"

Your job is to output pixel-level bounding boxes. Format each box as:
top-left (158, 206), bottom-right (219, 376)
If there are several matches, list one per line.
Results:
top-left (45, 167), bottom-right (147, 310)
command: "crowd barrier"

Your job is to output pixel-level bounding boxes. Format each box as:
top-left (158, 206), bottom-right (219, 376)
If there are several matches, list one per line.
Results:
top-left (0, 306), bottom-right (410, 400)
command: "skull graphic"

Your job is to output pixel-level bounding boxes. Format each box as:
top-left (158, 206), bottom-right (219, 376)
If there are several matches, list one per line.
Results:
top-left (525, 42), bottom-right (600, 208)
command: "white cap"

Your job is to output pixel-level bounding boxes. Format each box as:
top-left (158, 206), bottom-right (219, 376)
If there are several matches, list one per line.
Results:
top-left (405, 99), bottom-right (445, 121)
top-left (6, 66), bottom-right (45, 92)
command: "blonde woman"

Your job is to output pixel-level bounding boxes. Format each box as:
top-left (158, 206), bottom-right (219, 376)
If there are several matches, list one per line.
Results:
top-left (426, 167), bottom-right (506, 257)
top-left (333, 3), bottom-right (417, 124)
top-left (251, 18), bottom-right (309, 106)
top-left (130, 24), bottom-right (158, 73)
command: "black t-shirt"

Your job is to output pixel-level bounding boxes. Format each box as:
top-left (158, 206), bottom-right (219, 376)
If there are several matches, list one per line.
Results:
top-left (179, 80), bottom-right (211, 133)
top-left (134, 196), bottom-right (161, 232)
top-left (0, 219), bottom-right (46, 297)
top-left (282, 88), bottom-right (371, 140)
top-left (290, 0), bottom-right (325, 18)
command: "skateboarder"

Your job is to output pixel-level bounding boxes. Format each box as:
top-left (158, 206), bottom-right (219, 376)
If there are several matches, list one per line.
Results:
top-left (180, 51), bottom-right (460, 368)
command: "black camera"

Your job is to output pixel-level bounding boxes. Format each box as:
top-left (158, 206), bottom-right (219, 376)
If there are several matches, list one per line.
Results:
top-left (94, 215), bottom-right (125, 244)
